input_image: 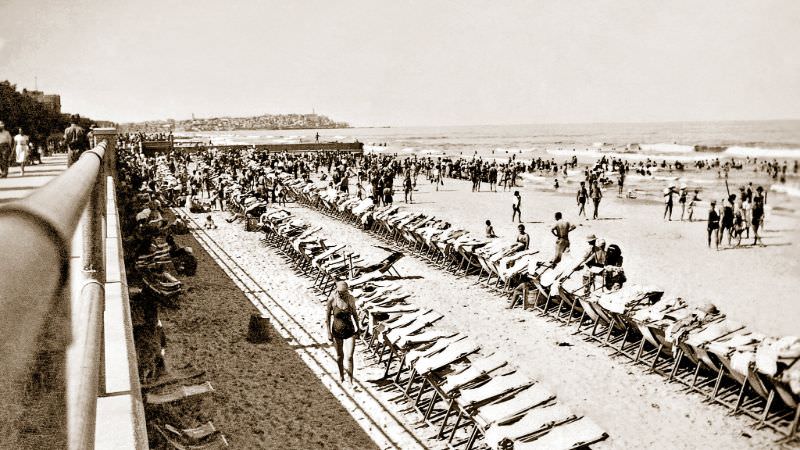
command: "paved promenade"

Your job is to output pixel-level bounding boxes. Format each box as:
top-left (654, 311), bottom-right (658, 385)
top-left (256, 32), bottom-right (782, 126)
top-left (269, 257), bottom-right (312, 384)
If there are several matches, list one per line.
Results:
top-left (0, 154), bottom-right (68, 203)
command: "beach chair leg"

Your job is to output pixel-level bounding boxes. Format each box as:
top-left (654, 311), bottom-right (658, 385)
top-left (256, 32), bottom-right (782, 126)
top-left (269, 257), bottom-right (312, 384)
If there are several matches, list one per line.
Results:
top-left (414, 378), bottom-right (428, 407)
top-left (566, 299), bottom-right (577, 326)
top-left (668, 349), bottom-right (682, 380)
top-left (465, 426), bottom-right (480, 450)
top-left (447, 411), bottom-right (463, 444)
top-left (436, 399), bottom-right (455, 439)
top-left (634, 338), bottom-right (647, 363)
top-left (732, 380), bottom-right (748, 414)
top-left (574, 309), bottom-right (587, 332)
top-left (710, 369), bottom-right (725, 401)
top-left (404, 368), bottom-right (417, 395)
top-left (758, 390), bottom-right (775, 426)
top-left (539, 292), bottom-right (551, 315)
top-left (383, 349), bottom-right (396, 378)
top-left (393, 358), bottom-right (406, 384)
top-left (424, 391), bottom-right (439, 422)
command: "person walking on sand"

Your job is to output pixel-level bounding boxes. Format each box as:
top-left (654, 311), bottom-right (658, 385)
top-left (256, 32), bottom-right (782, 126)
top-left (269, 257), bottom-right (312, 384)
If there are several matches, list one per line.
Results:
top-left (403, 173), bottom-right (413, 203)
top-left (0, 121), bottom-right (13, 178)
top-left (719, 194), bottom-right (736, 247)
top-left (550, 211), bottom-right (576, 264)
top-left (326, 281), bottom-right (361, 384)
top-left (13, 128), bottom-right (30, 176)
top-left (315, 132), bottom-right (320, 143)
top-left (678, 185), bottom-right (688, 220)
top-left (663, 185), bottom-right (676, 221)
top-left (707, 200), bottom-right (720, 249)
top-left (590, 181), bottom-right (602, 220)
top-left (687, 189), bottom-right (700, 221)
top-left (512, 190), bottom-right (522, 223)
top-left (577, 181), bottom-right (588, 218)
top-left (751, 186), bottom-right (765, 246)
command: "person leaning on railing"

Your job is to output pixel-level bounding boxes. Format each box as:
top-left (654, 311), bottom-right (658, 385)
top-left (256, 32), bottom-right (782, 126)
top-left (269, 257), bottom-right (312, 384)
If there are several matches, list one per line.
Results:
top-left (64, 114), bottom-right (89, 166)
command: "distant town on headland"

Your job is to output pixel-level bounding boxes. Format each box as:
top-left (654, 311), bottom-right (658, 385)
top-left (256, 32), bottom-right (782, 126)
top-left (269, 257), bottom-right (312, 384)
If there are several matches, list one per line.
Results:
top-left (120, 113), bottom-right (350, 133)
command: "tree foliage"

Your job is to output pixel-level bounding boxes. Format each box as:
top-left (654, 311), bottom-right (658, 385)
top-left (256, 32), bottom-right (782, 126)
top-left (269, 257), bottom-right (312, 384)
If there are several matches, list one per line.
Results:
top-left (0, 80), bottom-right (93, 146)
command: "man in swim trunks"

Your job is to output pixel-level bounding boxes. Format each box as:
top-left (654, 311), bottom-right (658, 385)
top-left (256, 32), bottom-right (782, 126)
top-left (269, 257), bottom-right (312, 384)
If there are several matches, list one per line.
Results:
top-left (514, 224), bottom-right (530, 251)
top-left (512, 191), bottom-right (522, 223)
top-left (550, 211), bottom-right (575, 264)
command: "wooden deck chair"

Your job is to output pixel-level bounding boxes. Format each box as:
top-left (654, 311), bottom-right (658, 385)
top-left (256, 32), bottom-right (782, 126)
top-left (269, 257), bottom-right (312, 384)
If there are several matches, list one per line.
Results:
top-left (155, 425), bottom-right (229, 449)
top-left (473, 383), bottom-right (557, 431)
top-left (480, 404), bottom-right (575, 450)
top-left (513, 417), bottom-right (608, 450)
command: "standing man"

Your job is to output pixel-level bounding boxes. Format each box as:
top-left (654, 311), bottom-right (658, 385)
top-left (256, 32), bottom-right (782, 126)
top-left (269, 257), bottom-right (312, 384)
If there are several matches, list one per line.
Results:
top-left (0, 121), bottom-right (12, 178)
top-left (707, 200), bottom-right (720, 250)
top-left (576, 181), bottom-right (588, 218)
top-left (64, 114), bottom-right (88, 166)
top-left (590, 181), bottom-right (602, 220)
top-left (512, 190), bottom-right (522, 223)
top-left (550, 211), bottom-right (576, 264)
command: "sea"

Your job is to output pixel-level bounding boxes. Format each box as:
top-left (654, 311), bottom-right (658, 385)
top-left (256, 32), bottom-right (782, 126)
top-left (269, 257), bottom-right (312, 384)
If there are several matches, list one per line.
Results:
top-left (175, 120), bottom-right (800, 160)
top-left (175, 120), bottom-right (800, 201)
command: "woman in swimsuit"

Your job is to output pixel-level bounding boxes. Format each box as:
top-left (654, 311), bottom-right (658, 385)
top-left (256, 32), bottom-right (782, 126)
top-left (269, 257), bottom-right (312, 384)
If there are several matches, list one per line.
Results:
top-left (326, 281), bottom-right (361, 384)
top-left (512, 191), bottom-right (522, 223)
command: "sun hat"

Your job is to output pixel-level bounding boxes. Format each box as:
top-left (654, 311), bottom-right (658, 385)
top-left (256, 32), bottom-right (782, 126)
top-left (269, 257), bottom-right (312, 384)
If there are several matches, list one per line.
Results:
top-left (586, 234), bottom-right (597, 242)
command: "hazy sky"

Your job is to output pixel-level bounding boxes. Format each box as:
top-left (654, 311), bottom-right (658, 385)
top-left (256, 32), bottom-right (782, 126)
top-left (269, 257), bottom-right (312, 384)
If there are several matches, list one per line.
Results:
top-left (1, 0), bottom-right (799, 126)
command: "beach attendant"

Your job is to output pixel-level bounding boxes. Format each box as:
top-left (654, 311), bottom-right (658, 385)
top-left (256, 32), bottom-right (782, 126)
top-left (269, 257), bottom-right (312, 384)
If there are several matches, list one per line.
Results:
top-left (326, 281), bottom-right (360, 384)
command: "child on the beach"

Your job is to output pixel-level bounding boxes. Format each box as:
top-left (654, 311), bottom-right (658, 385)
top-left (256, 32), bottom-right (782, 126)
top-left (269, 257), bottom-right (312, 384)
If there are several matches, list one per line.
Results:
top-left (204, 215), bottom-right (218, 230)
top-left (485, 220), bottom-right (497, 238)
top-left (687, 190), bottom-right (700, 221)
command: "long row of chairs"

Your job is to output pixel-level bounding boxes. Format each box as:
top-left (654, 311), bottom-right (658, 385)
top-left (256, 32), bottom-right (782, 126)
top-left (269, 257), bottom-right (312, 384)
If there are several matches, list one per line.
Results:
top-left (255, 203), bottom-right (610, 450)
top-left (281, 176), bottom-right (800, 443)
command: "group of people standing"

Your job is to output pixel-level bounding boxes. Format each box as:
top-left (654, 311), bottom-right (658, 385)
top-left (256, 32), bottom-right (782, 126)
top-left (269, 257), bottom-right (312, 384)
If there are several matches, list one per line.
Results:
top-left (706, 185), bottom-right (766, 249)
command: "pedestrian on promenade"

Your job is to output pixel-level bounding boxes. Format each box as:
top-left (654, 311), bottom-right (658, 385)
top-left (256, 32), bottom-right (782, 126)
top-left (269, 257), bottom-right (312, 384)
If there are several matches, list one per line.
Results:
top-left (550, 211), bottom-right (576, 264)
top-left (64, 114), bottom-right (88, 166)
top-left (13, 128), bottom-right (30, 176)
top-left (512, 190), bottom-right (522, 223)
top-left (326, 281), bottom-right (361, 384)
top-left (0, 121), bottom-right (13, 177)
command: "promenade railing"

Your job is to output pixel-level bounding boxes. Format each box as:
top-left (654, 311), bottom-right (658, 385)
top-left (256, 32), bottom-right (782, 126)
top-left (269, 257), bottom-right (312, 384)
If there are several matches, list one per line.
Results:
top-left (0, 131), bottom-right (147, 449)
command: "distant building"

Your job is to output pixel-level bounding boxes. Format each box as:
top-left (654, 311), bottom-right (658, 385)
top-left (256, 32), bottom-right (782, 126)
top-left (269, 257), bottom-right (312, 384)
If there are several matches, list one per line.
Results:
top-left (42, 95), bottom-right (61, 113)
top-left (23, 89), bottom-right (61, 114)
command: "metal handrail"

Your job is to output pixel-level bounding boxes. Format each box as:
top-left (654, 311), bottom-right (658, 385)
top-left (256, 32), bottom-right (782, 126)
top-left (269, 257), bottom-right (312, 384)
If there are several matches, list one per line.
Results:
top-left (0, 142), bottom-right (106, 448)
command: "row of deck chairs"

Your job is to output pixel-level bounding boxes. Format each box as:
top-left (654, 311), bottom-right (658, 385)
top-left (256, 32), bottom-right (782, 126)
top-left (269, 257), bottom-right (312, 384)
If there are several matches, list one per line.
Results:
top-left (282, 177), bottom-right (800, 443)
top-left (255, 202), bottom-right (609, 449)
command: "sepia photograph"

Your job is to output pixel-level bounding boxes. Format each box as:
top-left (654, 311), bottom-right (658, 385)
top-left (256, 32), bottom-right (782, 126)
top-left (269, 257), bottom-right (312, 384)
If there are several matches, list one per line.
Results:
top-left (0, 1), bottom-right (798, 449)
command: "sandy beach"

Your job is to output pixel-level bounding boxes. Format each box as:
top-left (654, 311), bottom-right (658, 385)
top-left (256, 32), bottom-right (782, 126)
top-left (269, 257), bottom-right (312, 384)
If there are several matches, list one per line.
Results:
top-left (175, 195), bottom-right (784, 449)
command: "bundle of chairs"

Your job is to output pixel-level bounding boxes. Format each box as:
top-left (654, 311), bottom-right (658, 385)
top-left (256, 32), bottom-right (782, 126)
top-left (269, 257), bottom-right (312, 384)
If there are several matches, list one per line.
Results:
top-left (255, 202), bottom-right (610, 449)
top-left (284, 177), bottom-right (800, 442)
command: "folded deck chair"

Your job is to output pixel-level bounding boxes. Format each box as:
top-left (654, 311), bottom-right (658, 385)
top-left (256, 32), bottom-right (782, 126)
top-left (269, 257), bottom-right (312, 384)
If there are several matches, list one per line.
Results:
top-left (482, 404), bottom-right (575, 449)
top-left (155, 425), bottom-right (229, 450)
top-left (404, 335), bottom-right (466, 367)
top-left (386, 311), bottom-right (444, 344)
top-left (146, 382), bottom-right (215, 405)
top-left (513, 417), bottom-right (607, 450)
top-left (440, 353), bottom-right (508, 394)
top-left (458, 372), bottom-right (535, 409)
top-left (413, 339), bottom-right (480, 375)
top-left (164, 421), bottom-right (217, 443)
top-left (473, 383), bottom-right (557, 430)
top-left (396, 329), bottom-right (458, 349)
